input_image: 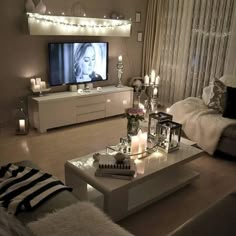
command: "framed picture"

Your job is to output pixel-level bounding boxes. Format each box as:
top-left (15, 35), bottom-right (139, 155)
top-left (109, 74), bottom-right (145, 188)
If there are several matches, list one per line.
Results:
top-left (135, 12), bottom-right (141, 23)
top-left (137, 32), bottom-right (143, 42)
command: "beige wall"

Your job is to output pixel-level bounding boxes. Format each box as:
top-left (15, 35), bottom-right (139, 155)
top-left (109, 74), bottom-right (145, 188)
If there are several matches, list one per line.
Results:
top-left (0, 0), bottom-right (147, 125)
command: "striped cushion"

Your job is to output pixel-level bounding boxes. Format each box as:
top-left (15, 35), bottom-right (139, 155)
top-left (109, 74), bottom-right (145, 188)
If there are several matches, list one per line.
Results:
top-left (0, 164), bottom-right (71, 215)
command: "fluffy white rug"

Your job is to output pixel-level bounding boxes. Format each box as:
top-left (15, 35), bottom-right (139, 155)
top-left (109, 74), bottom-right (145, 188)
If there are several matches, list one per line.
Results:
top-left (27, 201), bottom-right (133, 236)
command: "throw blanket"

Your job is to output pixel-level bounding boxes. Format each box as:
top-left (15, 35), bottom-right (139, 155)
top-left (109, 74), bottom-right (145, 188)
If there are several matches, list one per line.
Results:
top-left (0, 163), bottom-right (71, 215)
top-left (169, 97), bottom-right (236, 155)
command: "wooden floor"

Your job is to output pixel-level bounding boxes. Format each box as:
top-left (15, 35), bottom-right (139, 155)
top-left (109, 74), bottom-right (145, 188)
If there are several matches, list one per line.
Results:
top-left (0, 117), bottom-right (235, 236)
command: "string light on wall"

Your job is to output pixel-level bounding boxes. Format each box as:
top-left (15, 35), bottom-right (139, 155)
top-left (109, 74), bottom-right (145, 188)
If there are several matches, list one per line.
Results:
top-left (27, 13), bottom-right (132, 36)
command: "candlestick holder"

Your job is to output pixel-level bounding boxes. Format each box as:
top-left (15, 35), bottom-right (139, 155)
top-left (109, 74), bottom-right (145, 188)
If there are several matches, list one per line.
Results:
top-left (116, 61), bottom-right (124, 88)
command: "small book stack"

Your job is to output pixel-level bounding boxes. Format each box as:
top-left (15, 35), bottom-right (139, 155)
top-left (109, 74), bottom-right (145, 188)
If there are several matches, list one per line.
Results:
top-left (95, 155), bottom-right (135, 180)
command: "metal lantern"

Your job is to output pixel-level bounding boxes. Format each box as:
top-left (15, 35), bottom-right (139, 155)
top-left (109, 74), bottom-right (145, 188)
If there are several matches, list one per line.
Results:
top-left (148, 112), bottom-right (173, 140)
top-left (16, 107), bottom-right (29, 135)
top-left (156, 120), bottom-right (182, 153)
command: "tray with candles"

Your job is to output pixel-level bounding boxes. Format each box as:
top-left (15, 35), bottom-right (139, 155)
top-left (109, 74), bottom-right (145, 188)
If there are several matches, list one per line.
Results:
top-left (106, 136), bottom-right (158, 159)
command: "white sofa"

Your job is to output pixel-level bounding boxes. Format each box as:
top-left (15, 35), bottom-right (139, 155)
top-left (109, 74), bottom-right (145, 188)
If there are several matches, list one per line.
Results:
top-left (169, 75), bottom-right (236, 156)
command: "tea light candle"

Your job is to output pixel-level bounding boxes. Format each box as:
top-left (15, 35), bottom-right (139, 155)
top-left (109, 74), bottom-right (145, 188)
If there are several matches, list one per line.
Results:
top-left (131, 135), bottom-right (139, 158)
top-left (144, 75), bottom-right (149, 85)
top-left (118, 55), bottom-right (122, 62)
top-left (19, 119), bottom-right (25, 132)
top-left (153, 87), bottom-right (158, 96)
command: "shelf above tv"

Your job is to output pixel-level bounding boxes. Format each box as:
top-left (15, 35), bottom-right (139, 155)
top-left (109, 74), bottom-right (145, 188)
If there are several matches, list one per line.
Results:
top-left (27, 13), bottom-right (132, 37)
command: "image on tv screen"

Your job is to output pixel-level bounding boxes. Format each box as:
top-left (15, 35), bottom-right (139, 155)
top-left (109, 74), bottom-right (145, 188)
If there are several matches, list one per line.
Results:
top-left (49, 42), bottom-right (108, 86)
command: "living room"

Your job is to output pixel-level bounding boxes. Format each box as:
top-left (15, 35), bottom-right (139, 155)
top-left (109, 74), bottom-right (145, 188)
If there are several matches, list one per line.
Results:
top-left (0, 0), bottom-right (236, 235)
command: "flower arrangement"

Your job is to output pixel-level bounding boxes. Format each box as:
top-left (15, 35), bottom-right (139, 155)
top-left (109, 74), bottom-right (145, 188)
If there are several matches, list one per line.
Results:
top-left (125, 108), bottom-right (145, 121)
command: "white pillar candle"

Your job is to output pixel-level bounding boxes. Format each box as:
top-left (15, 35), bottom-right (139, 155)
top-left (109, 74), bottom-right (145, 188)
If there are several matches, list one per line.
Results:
top-left (34, 84), bottom-right (40, 92)
top-left (131, 135), bottom-right (139, 158)
top-left (30, 78), bottom-right (35, 89)
top-left (153, 87), bottom-right (158, 96)
top-left (144, 75), bottom-right (149, 85)
top-left (150, 70), bottom-right (155, 84)
top-left (40, 81), bottom-right (46, 89)
top-left (118, 55), bottom-right (122, 62)
top-left (155, 76), bottom-right (160, 85)
top-left (135, 159), bottom-right (145, 175)
top-left (139, 132), bottom-right (147, 154)
top-left (19, 119), bottom-right (25, 132)
top-left (36, 77), bottom-right (41, 85)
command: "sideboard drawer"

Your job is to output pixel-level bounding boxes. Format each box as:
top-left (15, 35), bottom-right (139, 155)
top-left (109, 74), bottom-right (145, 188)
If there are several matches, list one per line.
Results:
top-left (76, 95), bottom-right (105, 106)
top-left (76, 111), bottom-right (105, 123)
top-left (77, 103), bottom-right (105, 115)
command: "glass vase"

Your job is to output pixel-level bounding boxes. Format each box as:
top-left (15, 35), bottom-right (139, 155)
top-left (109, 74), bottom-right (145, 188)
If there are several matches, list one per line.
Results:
top-left (127, 118), bottom-right (140, 137)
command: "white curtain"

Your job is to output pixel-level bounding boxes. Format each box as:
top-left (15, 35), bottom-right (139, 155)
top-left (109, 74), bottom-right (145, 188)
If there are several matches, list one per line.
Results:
top-left (142, 0), bottom-right (235, 106)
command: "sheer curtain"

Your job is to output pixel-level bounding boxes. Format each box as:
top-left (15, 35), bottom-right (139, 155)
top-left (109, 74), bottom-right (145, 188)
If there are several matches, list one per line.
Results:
top-left (142, 0), bottom-right (235, 106)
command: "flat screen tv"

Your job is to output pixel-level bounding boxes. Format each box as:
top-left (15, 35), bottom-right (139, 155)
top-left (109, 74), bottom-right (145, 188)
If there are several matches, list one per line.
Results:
top-left (48, 42), bottom-right (109, 86)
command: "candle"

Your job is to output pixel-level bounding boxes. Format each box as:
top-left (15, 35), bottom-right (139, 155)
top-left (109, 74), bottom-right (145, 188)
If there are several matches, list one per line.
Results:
top-left (135, 159), bottom-right (145, 175)
top-left (144, 75), bottom-right (149, 85)
top-left (166, 107), bottom-right (170, 113)
top-left (36, 77), bottom-right (41, 85)
top-left (153, 87), bottom-right (158, 96)
top-left (30, 78), bottom-right (35, 89)
top-left (118, 55), bottom-right (122, 62)
top-left (34, 84), bottom-right (40, 92)
top-left (139, 132), bottom-right (147, 154)
top-left (19, 119), bottom-right (25, 132)
top-left (155, 76), bottom-right (160, 85)
top-left (131, 135), bottom-right (139, 158)
top-left (150, 70), bottom-right (155, 84)
top-left (40, 81), bottom-right (46, 89)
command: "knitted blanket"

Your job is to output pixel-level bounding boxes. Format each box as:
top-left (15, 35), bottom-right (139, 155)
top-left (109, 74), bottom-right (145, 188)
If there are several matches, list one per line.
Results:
top-left (0, 163), bottom-right (71, 215)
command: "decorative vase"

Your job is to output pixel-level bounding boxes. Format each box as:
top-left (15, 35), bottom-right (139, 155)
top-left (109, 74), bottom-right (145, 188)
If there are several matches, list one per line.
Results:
top-left (25, 0), bottom-right (35, 12)
top-left (127, 118), bottom-right (140, 137)
top-left (35, 0), bottom-right (46, 14)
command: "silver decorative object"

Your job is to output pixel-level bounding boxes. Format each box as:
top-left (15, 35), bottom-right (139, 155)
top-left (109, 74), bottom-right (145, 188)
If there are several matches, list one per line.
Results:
top-left (148, 112), bottom-right (173, 140)
top-left (116, 57), bottom-right (123, 88)
top-left (156, 120), bottom-right (182, 153)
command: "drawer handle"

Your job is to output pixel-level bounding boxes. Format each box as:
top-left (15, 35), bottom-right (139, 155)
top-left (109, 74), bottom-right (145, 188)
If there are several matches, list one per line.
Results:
top-left (107, 99), bottom-right (111, 103)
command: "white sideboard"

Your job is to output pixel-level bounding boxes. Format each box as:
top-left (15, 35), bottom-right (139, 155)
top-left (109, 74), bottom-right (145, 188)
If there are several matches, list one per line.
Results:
top-left (28, 86), bottom-right (133, 133)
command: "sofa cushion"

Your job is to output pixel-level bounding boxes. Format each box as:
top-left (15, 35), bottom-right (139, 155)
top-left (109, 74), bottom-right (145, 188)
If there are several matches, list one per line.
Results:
top-left (0, 207), bottom-right (33, 236)
top-left (223, 86), bottom-right (236, 119)
top-left (219, 75), bottom-right (236, 88)
top-left (27, 201), bottom-right (133, 236)
top-left (207, 78), bottom-right (226, 112)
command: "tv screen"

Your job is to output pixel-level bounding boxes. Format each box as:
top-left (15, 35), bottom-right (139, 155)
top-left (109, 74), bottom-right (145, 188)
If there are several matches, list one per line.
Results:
top-left (48, 42), bottom-right (108, 86)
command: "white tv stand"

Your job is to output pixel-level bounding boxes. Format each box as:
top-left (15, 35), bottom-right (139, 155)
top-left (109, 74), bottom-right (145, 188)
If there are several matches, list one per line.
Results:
top-left (28, 86), bottom-right (133, 133)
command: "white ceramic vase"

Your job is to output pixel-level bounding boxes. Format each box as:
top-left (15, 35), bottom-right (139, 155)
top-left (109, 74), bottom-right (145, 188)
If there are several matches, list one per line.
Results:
top-left (35, 0), bottom-right (47, 14)
top-left (25, 0), bottom-right (35, 12)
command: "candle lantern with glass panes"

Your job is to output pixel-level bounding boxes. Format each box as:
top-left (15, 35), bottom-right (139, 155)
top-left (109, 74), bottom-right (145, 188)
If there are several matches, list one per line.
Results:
top-left (148, 112), bottom-right (173, 140)
top-left (156, 120), bottom-right (182, 153)
top-left (15, 101), bottom-right (29, 135)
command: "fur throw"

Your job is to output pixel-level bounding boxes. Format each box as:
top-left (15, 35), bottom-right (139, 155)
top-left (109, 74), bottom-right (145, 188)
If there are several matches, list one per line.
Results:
top-left (27, 201), bottom-right (133, 236)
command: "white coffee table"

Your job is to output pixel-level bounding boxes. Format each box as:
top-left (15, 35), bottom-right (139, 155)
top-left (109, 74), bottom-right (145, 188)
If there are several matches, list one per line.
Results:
top-left (65, 143), bottom-right (203, 221)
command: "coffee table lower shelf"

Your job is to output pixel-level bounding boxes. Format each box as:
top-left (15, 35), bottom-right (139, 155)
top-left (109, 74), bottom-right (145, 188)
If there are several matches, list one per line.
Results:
top-left (65, 164), bottom-right (199, 221)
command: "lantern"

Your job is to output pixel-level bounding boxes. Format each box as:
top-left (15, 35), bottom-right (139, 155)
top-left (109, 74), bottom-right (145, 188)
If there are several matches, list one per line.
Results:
top-left (16, 107), bottom-right (29, 135)
top-left (148, 112), bottom-right (173, 140)
top-left (156, 120), bottom-right (182, 153)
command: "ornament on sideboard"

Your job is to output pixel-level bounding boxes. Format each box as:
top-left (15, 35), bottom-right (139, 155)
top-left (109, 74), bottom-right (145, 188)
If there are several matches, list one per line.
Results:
top-left (25, 0), bottom-right (35, 12)
top-left (116, 55), bottom-right (124, 88)
top-left (34, 0), bottom-right (46, 14)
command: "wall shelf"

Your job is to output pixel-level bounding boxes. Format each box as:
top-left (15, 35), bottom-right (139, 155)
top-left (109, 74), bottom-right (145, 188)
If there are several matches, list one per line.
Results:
top-left (27, 13), bottom-right (132, 37)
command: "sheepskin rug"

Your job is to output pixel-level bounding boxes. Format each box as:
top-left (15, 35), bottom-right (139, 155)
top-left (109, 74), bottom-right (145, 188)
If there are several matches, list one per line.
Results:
top-left (27, 201), bottom-right (133, 236)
